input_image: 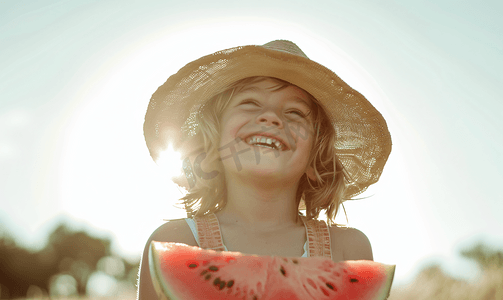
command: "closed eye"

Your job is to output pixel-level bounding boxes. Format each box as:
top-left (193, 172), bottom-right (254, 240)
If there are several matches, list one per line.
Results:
top-left (240, 99), bottom-right (259, 105)
top-left (286, 109), bottom-right (309, 118)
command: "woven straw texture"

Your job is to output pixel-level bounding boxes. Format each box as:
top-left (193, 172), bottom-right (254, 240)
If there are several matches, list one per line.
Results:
top-left (143, 40), bottom-right (392, 198)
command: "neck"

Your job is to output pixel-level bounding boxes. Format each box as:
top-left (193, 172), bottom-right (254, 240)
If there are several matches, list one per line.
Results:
top-left (215, 173), bottom-right (302, 233)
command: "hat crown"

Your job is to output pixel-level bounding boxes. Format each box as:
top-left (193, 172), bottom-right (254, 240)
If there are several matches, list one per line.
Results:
top-left (262, 40), bottom-right (309, 58)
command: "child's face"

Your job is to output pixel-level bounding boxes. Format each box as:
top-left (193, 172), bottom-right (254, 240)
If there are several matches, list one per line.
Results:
top-left (219, 78), bottom-right (316, 184)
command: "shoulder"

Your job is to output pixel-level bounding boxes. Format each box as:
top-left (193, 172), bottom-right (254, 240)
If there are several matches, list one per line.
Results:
top-left (329, 225), bottom-right (373, 261)
top-left (137, 219), bottom-right (197, 300)
top-left (147, 218), bottom-right (198, 246)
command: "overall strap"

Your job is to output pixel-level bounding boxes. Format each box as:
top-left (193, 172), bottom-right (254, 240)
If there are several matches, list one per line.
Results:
top-left (302, 216), bottom-right (332, 259)
top-left (193, 213), bottom-right (226, 251)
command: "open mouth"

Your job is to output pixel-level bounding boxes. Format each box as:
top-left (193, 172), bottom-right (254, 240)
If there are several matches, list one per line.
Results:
top-left (245, 135), bottom-right (287, 151)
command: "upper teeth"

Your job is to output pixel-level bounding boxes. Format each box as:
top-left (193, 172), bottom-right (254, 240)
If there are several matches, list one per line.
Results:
top-left (247, 136), bottom-right (284, 150)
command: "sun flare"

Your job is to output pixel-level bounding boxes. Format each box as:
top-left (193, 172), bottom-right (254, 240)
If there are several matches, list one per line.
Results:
top-left (156, 144), bottom-right (183, 179)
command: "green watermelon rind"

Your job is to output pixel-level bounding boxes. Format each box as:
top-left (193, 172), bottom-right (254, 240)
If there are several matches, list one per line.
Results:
top-left (381, 264), bottom-right (395, 299)
top-left (149, 242), bottom-right (180, 300)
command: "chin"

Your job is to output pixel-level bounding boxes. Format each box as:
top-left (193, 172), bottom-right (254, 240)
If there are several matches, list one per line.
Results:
top-left (239, 166), bottom-right (302, 185)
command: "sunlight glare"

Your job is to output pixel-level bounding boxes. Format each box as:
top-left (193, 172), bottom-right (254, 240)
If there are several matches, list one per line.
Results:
top-left (156, 144), bottom-right (183, 179)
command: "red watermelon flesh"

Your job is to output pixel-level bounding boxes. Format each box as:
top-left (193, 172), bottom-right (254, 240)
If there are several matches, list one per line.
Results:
top-left (149, 241), bottom-right (395, 300)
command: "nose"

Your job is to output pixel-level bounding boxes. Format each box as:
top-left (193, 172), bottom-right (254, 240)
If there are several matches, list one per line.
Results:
top-left (256, 110), bottom-right (283, 127)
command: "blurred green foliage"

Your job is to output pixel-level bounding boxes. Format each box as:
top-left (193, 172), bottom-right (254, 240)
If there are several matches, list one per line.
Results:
top-left (389, 242), bottom-right (503, 300)
top-left (461, 242), bottom-right (503, 270)
top-left (0, 222), bottom-right (139, 299)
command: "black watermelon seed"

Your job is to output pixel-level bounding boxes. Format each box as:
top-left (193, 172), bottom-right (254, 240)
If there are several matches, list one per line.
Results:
top-left (326, 283), bottom-right (334, 290)
top-left (292, 259), bottom-right (298, 264)
top-left (253, 296), bottom-right (258, 300)
top-left (208, 266), bottom-right (219, 272)
top-left (200, 270), bottom-right (208, 276)
top-left (205, 274), bottom-right (211, 281)
top-left (188, 263), bottom-right (198, 268)
top-left (350, 278), bottom-right (359, 283)
top-left (213, 277), bottom-right (221, 285)
top-left (227, 280), bottom-right (234, 288)
top-left (219, 281), bottom-right (226, 290)
top-left (280, 266), bottom-right (286, 276)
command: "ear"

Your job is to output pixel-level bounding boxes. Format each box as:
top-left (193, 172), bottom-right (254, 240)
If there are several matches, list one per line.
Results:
top-left (305, 166), bottom-right (317, 182)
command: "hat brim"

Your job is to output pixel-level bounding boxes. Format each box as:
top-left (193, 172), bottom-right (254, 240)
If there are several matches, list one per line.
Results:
top-left (144, 43), bottom-right (392, 198)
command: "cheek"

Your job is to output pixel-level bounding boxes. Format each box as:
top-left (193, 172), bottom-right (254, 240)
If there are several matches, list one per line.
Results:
top-left (295, 124), bottom-right (316, 162)
top-left (219, 115), bottom-right (246, 144)
top-left (285, 120), bottom-right (314, 146)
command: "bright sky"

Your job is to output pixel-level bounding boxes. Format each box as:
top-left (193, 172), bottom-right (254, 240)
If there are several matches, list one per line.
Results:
top-left (1, 0), bottom-right (502, 286)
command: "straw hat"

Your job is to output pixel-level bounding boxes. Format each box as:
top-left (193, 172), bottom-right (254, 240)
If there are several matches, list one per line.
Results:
top-left (143, 40), bottom-right (392, 198)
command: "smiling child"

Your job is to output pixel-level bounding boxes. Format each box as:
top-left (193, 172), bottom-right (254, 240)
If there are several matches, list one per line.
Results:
top-left (138, 40), bottom-right (392, 299)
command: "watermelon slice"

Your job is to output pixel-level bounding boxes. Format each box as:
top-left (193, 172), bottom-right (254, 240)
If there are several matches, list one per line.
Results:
top-left (149, 241), bottom-right (395, 300)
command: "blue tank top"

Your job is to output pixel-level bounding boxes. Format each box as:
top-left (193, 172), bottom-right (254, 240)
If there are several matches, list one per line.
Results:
top-left (184, 218), bottom-right (309, 257)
